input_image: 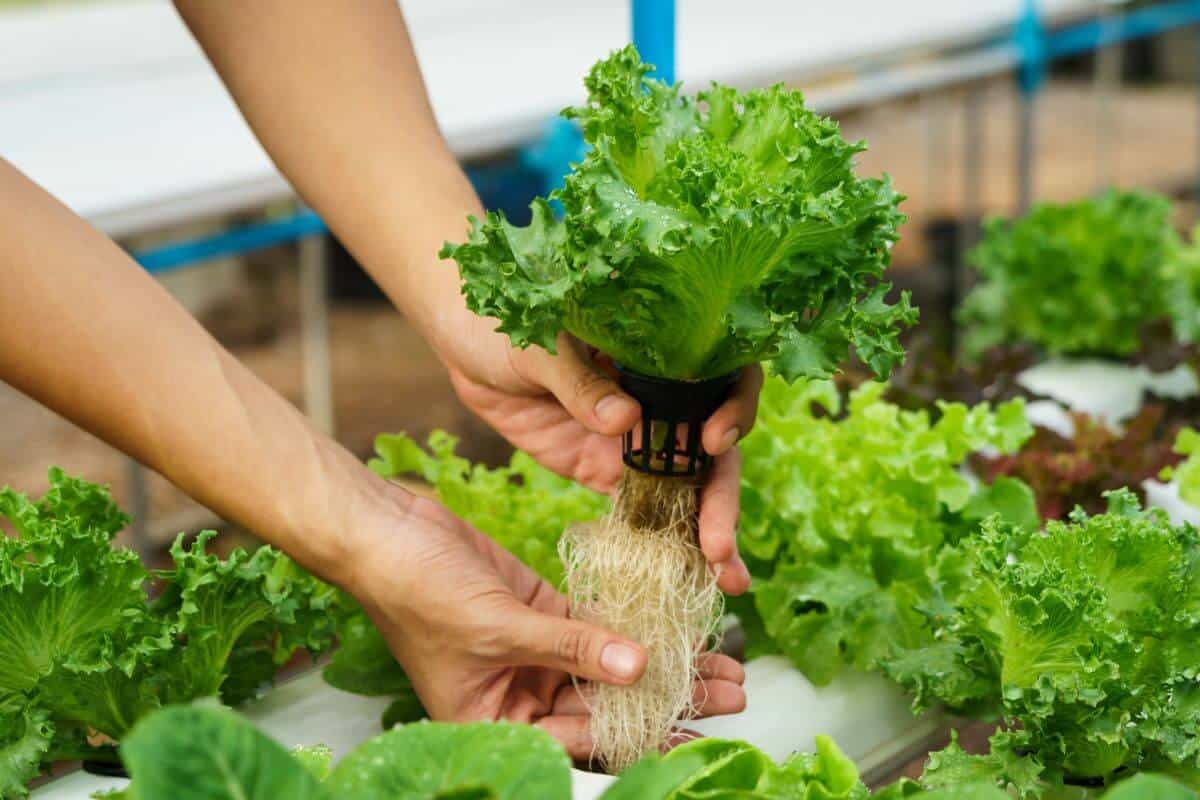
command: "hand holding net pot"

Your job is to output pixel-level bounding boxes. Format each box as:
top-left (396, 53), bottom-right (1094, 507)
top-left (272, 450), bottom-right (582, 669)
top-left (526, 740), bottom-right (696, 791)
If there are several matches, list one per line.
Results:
top-left (440, 45), bottom-right (913, 772)
top-left (554, 366), bottom-right (741, 773)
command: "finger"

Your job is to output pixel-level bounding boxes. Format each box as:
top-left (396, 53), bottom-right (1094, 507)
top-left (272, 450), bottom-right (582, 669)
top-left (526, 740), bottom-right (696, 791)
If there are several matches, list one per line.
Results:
top-left (702, 364), bottom-right (764, 456)
top-left (536, 715), bottom-right (594, 761)
top-left (697, 450), bottom-right (751, 596)
top-left (697, 653), bottom-right (746, 685)
top-left (690, 679), bottom-right (747, 718)
top-left (664, 729), bottom-right (704, 751)
top-left (526, 335), bottom-right (640, 436)
top-left (553, 674), bottom-right (746, 718)
top-left (504, 604), bottom-right (647, 686)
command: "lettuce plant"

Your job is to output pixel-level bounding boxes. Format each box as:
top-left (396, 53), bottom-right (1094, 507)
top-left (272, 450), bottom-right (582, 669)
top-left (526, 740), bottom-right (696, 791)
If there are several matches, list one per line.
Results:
top-left (889, 491), bottom-right (1200, 793)
top-left (441, 46), bottom-right (914, 382)
top-left (0, 470), bottom-right (336, 796)
top-left (959, 189), bottom-right (1194, 360)
top-left (736, 376), bottom-right (1036, 684)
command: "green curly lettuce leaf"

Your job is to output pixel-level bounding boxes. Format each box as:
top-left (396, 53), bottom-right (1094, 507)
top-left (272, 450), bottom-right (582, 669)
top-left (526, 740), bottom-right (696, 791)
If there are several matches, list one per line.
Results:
top-left (0, 470), bottom-right (338, 794)
top-left (150, 532), bottom-right (337, 705)
top-left (959, 189), bottom-right (1185, 359)
top-left (737, 376), bottom-right (1035, 683)
top-left (890, 490), bottom-right (1200, 789)
top-left (0, 703), bottom-right (52, 799)
top-left (441, 45), bottom-right (914, 381)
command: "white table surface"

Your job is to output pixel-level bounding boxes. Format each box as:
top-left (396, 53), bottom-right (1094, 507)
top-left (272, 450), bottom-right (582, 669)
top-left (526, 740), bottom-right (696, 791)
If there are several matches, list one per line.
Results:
top-left (2, 0), bottom-right (1093, 237)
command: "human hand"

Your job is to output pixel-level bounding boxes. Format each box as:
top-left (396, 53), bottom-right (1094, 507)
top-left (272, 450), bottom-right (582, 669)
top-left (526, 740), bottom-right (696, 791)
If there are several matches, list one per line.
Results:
top-left (348, 483), bottom-right (747, 759)
top-left (439, 325), bottom-right (761, 596)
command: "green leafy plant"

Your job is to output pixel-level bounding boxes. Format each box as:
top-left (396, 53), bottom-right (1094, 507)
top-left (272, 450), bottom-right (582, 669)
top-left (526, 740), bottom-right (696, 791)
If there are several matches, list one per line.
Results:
top-left (0, 470), bottom-right (337, 796)
top-left (441, 45), bottom-right (913, 383)
top-left (959, 189), bottom-right (1194, 360)
top-left (735, 376), bottom-right (1036, 684)
top-left (888, 490), bottom-right (1200, 793)
top-left (975, 404), bottom-right (1186, 520)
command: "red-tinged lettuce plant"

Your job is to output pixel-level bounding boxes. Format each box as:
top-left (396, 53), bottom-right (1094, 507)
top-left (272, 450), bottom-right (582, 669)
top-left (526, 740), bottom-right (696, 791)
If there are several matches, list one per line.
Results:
top-left (0, 470), bottom-right (337, 797)
top-left (973, 404), bottom-right (1186, 520)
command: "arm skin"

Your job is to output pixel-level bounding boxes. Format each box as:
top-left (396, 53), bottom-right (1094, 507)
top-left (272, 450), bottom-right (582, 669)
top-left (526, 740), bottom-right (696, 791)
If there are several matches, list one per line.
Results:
top-left (171, 0), bottom-right (755, 591)
top-left (0, 157), bottom-right (367, 579)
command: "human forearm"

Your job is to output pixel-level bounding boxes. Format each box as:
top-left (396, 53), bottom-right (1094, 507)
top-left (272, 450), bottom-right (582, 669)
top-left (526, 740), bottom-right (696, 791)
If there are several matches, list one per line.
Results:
top-left (172, 0), bottom-right (488, 362)
top-left (0, 157), bottom-right (389, 584)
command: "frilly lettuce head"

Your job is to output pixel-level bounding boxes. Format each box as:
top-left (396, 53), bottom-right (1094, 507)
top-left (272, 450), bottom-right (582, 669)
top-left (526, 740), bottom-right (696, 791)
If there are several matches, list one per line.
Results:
top-left (441, 46), bottom-right (914, 381)
top-left (959, 189), bottom-right (1188, 359)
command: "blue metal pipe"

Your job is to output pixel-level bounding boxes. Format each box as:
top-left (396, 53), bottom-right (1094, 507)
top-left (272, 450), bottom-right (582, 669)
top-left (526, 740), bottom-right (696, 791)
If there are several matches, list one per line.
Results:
top-left (135, 210), bottom-right (326, 274)
top-left (632, 0), bottom-right (676, 83)
top-left (1015, 0), bottom-right (1047, 95)
top-left (1045, 0), bottom-right (1200, 59)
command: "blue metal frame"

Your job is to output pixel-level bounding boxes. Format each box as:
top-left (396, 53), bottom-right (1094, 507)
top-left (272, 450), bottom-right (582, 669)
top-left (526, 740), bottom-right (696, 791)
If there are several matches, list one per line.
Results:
top-left (632, 0), bottom-right (676, 83)
top-left (136, 210), bottom-right (325, 274)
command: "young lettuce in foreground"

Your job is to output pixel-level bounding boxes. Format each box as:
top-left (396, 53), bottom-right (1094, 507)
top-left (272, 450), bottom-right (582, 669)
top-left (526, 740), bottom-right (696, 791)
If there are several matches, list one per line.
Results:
top-left (959, 189), bottom-right (1196, 360)
top-left (441, 45), bottom-right (914, 382)
top-left (0, 470), bottom-right (337, 797)
top-left (736, 376), bottom-right (1036, 685)
top-left (103, 704), bottom-right (1196, 800)
top-left (889, 491), bottom-right (1200, 794)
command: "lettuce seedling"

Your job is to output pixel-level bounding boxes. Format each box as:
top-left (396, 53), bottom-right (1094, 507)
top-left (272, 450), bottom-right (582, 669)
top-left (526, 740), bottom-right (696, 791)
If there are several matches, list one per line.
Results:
top-left (442, 46), bottom-right (913, 382)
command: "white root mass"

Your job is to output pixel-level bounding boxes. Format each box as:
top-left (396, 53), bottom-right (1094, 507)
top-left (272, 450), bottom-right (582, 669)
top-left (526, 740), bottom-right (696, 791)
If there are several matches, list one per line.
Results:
top-left (559, 468), bottom-right (722, 773)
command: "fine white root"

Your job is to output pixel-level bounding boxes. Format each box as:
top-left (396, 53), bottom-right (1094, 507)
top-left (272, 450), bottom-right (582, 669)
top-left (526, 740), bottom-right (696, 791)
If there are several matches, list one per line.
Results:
top-left (560, 468), bottom-right (722, 773)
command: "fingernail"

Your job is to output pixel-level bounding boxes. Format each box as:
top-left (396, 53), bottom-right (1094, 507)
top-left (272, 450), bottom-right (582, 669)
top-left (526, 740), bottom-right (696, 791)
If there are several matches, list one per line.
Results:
top-left (596, 394), bottom-right (637, 425)
top-left (718, 427), bottom-right (740, 452)
top-left (601, 642), bottom-right (640, 680)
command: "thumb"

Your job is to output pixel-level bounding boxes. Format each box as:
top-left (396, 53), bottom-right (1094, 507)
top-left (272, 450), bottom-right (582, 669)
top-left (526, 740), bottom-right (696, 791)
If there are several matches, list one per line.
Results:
top-left (504, 603), bottom-right (646, 686)
top-left (525, 336), bottom-right (640, 436)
